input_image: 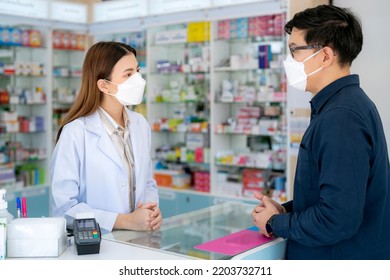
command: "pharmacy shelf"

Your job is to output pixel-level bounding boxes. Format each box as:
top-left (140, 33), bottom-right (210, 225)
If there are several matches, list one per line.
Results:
top-left (0, 24), bottom-right (51, 193)
top-left (209, 13), bottom-right (288, 202)
top-left (51, 30), bottom-right (87, 146)
top-left (138, 13), bottom-right (288, 202)
top-left (146, 22), bottom-right (211, 195)
top-left (0, 20), bottom-right (88, 209)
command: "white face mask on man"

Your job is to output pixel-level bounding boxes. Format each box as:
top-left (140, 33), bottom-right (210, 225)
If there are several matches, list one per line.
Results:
top-left (283, 49), bottom-right (323, 92)
top-left (105, 72), bottom-right (146, 106)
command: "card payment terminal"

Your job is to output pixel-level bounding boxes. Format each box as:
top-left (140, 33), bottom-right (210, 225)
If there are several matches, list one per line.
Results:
top-left (73, 218), bottom-right (101, 255)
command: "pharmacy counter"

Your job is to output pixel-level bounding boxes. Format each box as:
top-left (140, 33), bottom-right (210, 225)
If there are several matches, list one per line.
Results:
top-left (10, 202), bottom-right (286, 260)
top-left (100, 202), bottom-right (286, 260)
top-left (58, 237), bottom-right (190, 260)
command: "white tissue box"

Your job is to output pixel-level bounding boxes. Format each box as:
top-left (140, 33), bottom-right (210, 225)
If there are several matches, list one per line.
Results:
top-left (7, 217), bottom-right (67, 258)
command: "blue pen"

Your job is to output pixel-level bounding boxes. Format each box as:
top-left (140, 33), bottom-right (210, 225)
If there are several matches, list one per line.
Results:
top-left (16, 197), bottom-right (21, 218)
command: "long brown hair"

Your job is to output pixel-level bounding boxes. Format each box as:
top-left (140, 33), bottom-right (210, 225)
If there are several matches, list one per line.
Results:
top-left (55, 41), bottom-right (136, 143)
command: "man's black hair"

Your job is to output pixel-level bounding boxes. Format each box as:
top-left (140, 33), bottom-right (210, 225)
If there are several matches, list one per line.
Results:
top-left (285, 5), bottom-right (363, 66)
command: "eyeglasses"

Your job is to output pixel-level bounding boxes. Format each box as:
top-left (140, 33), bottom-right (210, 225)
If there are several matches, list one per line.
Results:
top-left (289, 45), bottom-right (324, 58)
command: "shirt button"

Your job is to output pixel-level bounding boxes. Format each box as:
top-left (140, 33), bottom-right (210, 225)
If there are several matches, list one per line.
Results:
top-left (122, 182), bottom-right (127, 187)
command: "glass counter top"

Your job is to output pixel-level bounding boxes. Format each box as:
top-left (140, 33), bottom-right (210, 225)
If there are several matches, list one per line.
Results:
top-left (103, 202), bottom-right (256, 260)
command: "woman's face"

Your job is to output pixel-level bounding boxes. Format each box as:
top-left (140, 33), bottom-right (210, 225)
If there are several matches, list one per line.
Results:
top-left (106, 52), bottom-right (140, 94)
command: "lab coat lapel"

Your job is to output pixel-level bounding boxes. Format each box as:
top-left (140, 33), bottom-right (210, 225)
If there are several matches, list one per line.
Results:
top-left (85, 112), bottom-right (127, 174)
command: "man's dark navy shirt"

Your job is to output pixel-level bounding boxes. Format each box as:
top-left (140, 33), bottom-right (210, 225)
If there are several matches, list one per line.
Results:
top-left (273, 75), bottom-right (390, 259)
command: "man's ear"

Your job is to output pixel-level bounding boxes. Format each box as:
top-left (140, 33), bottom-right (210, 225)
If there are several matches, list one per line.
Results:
top-left (321, 46), bottom-right (335, 67)
top-left (97, 79), bottom-right (109, 93)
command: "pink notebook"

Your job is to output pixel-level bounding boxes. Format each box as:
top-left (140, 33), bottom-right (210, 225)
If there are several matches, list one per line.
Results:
top-left (194, 229), bottom-right (274, 256)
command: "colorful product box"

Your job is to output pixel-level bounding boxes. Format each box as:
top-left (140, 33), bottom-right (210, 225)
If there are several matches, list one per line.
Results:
top-left (62, 32), bottom-right (70, 49)
top-left (21, 30), bottom-right (30, 46)
top-left (258, 44), bottom-right (272, 69)
top-left (154, 170), bottom-right (191, 189)
top-left (53, 31), bottom-right (86, 50)
top-left (229, 18), bottom-right (249, 39)
top-left (217, 20), bottom-right (230, 39)
top-left (273, 13), bottom-right (285, 36)
top-left (195, 147), bottom-right (203, 163)
top-left (194, 171), bottom-right (210, 192)
top-left (76, 34), bottom-right (86, 50)
top-left (249, 15), bottom-right (275, 37)
top-left (53, 31), bottom-right (62, 49)
top-left (70, 32), bottom-right (77, 50)
top-left (235, 18), bottom-right (248, 39)
top-left (28, 30), bottom-right (42, 47)
top-left (10, 27), bottom-right (22, 46)
top-left (1, 27), bottom-right (11, 45)
top-left (186, 133), bottom-right (209, 150)
top-left (187, 21), bottom-right (210, 43)
top-left (0, 27), bottom-right (25, 46)
top-left (242, 168), bottom-right (270, 197)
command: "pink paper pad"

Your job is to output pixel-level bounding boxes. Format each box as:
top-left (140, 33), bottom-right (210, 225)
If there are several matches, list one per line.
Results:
top-left (194, 229), bottom-right (274, 256)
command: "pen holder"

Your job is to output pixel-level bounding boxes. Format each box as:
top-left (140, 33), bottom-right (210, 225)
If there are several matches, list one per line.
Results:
top-left (7, 217), bottom-right (67, 258)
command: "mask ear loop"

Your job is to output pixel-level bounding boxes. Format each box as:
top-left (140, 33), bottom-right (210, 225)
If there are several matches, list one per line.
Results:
top-left (104, 79), bottom-right (118, 96)
top-left (307, 66), bottom-right (323, 78)
top-left (302, 48), bottom-right (324, 64)
top-left (302, 48), bottom-right (324, 78)
top-left (104, 79), bottom-right (120, 86)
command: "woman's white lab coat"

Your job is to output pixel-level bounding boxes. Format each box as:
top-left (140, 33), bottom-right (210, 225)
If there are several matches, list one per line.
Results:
top-left (50, 109), bottom-right (158, 231)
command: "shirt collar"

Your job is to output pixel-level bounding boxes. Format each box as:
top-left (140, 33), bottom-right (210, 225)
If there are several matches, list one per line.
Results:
top-left (98, 107), bottom-right (130, 135)
top-left (310, 74), bottom-right (360, 117)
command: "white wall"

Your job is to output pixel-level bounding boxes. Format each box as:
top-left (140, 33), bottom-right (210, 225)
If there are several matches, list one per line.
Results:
top-left (334, 0), bottom-right (390, 154)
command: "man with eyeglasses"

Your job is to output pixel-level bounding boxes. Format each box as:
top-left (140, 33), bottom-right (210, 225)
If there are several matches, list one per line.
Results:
top-left (252, 5), bottom-right (390, 260)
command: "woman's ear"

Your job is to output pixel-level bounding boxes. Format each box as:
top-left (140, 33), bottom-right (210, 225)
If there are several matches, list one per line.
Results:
top-left (97, 79), bottom-right (109, 93)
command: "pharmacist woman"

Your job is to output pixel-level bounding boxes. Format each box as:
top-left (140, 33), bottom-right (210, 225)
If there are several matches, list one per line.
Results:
top-left (50, 41), bottom-right (162, 232)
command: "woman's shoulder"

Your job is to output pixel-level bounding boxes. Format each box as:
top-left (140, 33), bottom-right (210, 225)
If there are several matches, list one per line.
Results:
top-left (63, 117), bottom-right (86, 130)
top-left (61, 116), bottom-right (88, 139)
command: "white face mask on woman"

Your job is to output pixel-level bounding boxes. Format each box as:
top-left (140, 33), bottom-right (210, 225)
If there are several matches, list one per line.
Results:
top-left (105, 72), bottom-right (146, 106)
top-left (283, 49), bottom-right (323, 92)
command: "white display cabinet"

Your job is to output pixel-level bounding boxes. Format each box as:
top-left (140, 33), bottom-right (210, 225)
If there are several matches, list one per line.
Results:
top-left (210, 15), bottom-right (288, 202)
top-left (0, 24), bottom-right (51, 216)
top-left (143, 14), bottom-right (288, 202)
top-left (147, 22), bottom-right (211, 193)
top-left (0, 24), bottom-right (50, 186)
top-left (0, 1), bottom-right (88, 217)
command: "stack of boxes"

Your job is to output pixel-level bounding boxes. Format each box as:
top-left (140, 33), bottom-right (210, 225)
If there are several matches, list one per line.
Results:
top-left (0, 26), bottom-right (45, 77)
top-left (242, 168), bottom-right (270, 198)
top-left (0, 111), bottom-right (44, 133)
top-left (14, 62), bottom-right (45, 77)
top-left (193, 171), bottom-right (210, 192)
top-left (217, 18), bottom-right (248, 39)
top-left (248, 14), bottom-right (285, 37)
top-left (0, 26), bottom-right (42, 47)
top-left (216, 14), bottom-right (285, 71)
top-left (154, 169), bottom-right (191, 190)
top-left (52, 31), bottom-right (86, 50)
top-left (0, 163), bottom-right (15, 186)
top-left (215, 104), bottom-right (283, 136)
top-left (218, 14), bottom-right (285, 39)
